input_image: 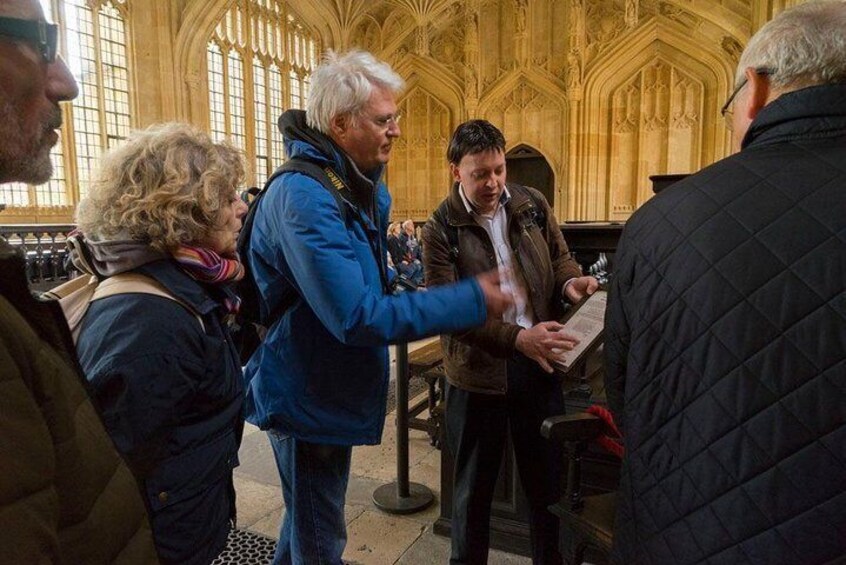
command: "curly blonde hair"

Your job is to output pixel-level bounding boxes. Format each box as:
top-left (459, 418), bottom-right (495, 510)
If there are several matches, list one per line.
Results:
top-left (76, 123), bottom-right (246, 252)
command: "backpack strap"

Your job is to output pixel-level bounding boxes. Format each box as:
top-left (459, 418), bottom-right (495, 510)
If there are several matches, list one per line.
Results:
top-left (93, 272), bottom-right (205, 332)
top-left (48, 272), bottom-right (204, 344)
top-left (509, 183), bottom-right (548, 234)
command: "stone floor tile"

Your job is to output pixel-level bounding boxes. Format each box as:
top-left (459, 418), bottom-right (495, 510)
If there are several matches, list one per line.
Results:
top-left (245, 510), bottom-right (281, 540)
top-left (242, 421), bottom-right (261, 438)
top-left (243, 503), bottom-right (370, 543)
top-left (234, 476), bottom-right (284, 528)
top-left (397, 529), bottom-right (533, 564)
top-left (343, 510), bottom-right (427, 565)
top-left (351, 396), bottom-right (438, 484)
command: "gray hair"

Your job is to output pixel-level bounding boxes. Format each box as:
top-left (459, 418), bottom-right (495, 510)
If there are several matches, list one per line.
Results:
top-left (737, 0), bottom-right (846, 89)
top-left (306, 50), bottom-right (405, 133)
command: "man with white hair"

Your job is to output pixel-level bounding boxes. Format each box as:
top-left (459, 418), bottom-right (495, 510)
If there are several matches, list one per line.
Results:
top-left (244, 50), bottom-right (510, 563)
top-left (604, 1), bottom-right (846, 563)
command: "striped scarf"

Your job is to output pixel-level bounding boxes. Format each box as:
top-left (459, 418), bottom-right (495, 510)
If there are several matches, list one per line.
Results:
top-left (172, 244), bottom-right (244, 314)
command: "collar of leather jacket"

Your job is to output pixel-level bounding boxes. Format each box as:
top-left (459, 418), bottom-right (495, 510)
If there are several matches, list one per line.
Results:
top-left (444, 181), bottom-right (536, 227)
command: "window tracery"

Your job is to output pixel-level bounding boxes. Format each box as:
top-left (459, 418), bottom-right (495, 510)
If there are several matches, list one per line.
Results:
top-left (207, 0), bottom-right (319, 184)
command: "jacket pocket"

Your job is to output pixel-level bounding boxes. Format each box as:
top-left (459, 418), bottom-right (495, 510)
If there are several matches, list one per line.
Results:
top-left (145, 429), bottom-right (239, 513)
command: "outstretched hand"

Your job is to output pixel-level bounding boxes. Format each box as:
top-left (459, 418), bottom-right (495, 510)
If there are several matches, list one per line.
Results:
top-left (515, 321), bottom-right (580, 374)
top-left (475, 270), bottom-right (513, 318)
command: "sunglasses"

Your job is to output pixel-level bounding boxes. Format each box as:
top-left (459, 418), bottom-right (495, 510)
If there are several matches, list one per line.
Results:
top-left (0, 16), bottom-right (59, 63)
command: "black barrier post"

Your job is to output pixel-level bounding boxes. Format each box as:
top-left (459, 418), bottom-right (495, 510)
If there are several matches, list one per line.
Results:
top-left (372, 341), bottom-right (434, 514)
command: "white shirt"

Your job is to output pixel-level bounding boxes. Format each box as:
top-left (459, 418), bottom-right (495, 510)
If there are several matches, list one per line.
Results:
top-left (459, 183), bottom-right (536, 329)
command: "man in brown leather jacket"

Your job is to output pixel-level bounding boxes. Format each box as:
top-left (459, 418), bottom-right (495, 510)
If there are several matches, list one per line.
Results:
top-left (422, 119), bottom-right (598, 565)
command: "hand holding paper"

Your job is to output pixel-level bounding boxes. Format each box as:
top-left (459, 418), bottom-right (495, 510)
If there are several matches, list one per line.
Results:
top-left (554, 289), bottom-right (608, 373)
top-left (516, 321), bottom-right (580, 374)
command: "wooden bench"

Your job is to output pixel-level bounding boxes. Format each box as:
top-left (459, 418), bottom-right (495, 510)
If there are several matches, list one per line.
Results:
top-left (406, 340), bottom-right (445, 447)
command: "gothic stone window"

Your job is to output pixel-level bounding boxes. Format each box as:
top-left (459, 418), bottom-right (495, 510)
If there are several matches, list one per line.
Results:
top-left (207, 0), bottom-right (319, 185)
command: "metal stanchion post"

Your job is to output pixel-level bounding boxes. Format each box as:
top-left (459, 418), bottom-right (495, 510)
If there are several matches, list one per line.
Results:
top-left (372, 341), bottom-right (434, 514)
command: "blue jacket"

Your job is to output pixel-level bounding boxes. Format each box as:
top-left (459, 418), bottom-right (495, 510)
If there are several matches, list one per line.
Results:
top-left (244, 110), bottom-right (487, 445)
top-left (77, 259), bottom-right (244, 565)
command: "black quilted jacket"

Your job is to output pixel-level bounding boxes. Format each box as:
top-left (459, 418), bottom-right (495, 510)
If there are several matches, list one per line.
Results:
top-left (605, 83), bottom-right (846, 564)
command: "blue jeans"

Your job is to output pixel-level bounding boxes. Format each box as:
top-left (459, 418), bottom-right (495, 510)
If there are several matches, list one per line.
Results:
top-left (267, 432), bottom-right (352, 565)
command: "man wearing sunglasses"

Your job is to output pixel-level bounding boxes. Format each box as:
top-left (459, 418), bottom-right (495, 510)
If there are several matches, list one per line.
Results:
top-left (604, 1), bottom-right (846, 563)
top-left (0, 1), bottom-right (72, 184)
top-left (0, 0), bottom-right (157, 562)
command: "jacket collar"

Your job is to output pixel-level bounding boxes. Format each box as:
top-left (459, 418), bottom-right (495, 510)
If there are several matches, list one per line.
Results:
top-left (278, 109), bottom-right (385, 201)
top-left (136, 259), bottom-right (222, 316)
top-left (445, 181), bottom-right (532, 227)
top-left (743, 82), bottom-right (846, 149)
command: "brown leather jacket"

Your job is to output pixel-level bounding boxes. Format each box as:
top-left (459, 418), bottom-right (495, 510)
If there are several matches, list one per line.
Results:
top-left (422, 183), bottom-right (582, 394)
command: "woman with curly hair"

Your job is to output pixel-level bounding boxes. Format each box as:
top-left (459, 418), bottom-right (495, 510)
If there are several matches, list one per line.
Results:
top-left (72, 123), bottom-right (247, 565)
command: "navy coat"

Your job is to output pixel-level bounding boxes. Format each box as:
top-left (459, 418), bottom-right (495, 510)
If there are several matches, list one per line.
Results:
top-left (605, 83), bottom-right (846, 564)
top-left (77, 259), bottom-right (244, 565)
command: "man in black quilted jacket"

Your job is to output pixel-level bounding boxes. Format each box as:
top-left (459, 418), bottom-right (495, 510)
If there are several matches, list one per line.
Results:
top-left (604, 1), bottom-right (846, 563)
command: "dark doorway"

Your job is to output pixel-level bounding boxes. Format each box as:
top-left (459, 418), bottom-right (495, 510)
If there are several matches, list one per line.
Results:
top-left (505, 145), bottom-right (554, 206)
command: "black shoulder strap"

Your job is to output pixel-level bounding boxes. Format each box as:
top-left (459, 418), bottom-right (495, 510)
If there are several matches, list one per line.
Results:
top-left (268, 158), bottom-right (352, 224)
top-left (526, 188), bottom-right (548, 228)
top-left (509, 184), bottom-right (547, 233)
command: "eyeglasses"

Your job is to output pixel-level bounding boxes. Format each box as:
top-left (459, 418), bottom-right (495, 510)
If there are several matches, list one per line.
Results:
top-left (0, 16), bottom-right (59, 63)
top-left (371, 112), bottom-right (402, 130)
top-left (721, 67), bottom-right (775, 129)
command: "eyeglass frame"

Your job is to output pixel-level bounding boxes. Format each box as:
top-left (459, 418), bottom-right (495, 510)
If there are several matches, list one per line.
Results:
top-left (0, 16), bottom-right (59, 63)
top-left (720, 67), bottom-right (776, 118)
top-left (370, 111), bottom-right (402, 130)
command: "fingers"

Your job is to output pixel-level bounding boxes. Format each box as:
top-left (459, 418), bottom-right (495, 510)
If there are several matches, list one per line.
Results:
top-left (543, 336), bottom-right (577, 351)
top-left (538, 320), bottom-right (564, 332)
top-left (585, 276), bottom-right (600, 295)
top-left (564, 276), bottom-right (599, 302)
top-left (534, 355), bottom-right (554, 374)
top-left (476, 270), bottom-right (512, 317)
top-left (476, 269), bottom-right (501, 286)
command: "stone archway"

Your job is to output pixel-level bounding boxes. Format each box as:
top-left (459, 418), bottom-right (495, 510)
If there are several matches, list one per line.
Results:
top-left (506, 145), bottom-right (555, 207)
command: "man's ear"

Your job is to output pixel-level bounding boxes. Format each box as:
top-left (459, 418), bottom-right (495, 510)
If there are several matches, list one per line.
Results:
top-left (742, 67), bottom-right (771, 122)
top-left (449, 163), bottom-right (461, 183)
top-left (330, 114), bottom-right (348, 138)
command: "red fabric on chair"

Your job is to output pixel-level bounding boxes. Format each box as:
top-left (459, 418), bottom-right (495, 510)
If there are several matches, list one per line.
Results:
top-left (586, 405), bottom-right (623, 459)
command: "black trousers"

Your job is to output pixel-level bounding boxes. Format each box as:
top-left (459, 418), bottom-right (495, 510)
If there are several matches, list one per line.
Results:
top-left (446, 354), bottom-right (565, 565)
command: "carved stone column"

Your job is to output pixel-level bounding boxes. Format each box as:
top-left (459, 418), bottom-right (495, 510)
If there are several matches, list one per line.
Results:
top-left (415, 24), bottom-right (430, 56)
top-left (569, 0), bottom-right (586, 53)
top-left (514, 0), bottom-right (529, 67)
top-left (625, 0), bottom-right (639, 29)
top-left (464, 3), bottom-right (480, 117)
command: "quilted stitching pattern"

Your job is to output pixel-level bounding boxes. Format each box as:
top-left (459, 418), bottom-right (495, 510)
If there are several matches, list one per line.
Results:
top-left (605, 84), bottom-right (846, 564)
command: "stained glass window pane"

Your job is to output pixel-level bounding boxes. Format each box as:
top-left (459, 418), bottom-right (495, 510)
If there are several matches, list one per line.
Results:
top-left (227, 50), bottom-right (246, 150)
top-left (0, 184), bottom-right (30, 207)
top-left (99, 2), bottom-right (130, 150)
top-left (66, 0), bottom-right (102, 200)
top-left (208, 43), bottom-right (226, 143)
top-left (253, 58), bottom-right (270, 180)
top-left (269, 64), bottom-right (285, 165)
